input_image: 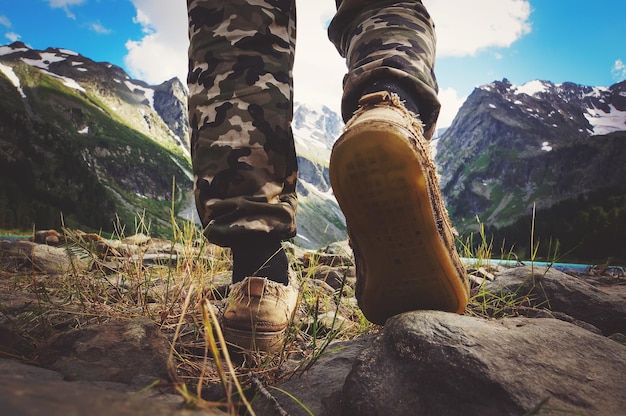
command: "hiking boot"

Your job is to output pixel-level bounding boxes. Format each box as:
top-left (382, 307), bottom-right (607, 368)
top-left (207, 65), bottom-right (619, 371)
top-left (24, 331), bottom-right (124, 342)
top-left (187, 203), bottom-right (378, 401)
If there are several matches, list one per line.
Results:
top-left (222, 276), bottom-right (298, 353)
top-left (329, 91), bottom-right (469, 325)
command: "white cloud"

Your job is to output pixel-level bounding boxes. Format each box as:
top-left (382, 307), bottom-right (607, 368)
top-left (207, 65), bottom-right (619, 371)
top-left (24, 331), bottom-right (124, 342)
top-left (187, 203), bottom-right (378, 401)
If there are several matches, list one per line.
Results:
top-left (0, 15), bottom-right (19, 43)
top-left (611, 59), bottom-right (626, 82)
top-left (0, 15), bottom-right (11, 28)
top-left (46, 0), bottom-right (86, 20)
top-left (48, 0), bottom-right (85, 5)
top-left (437, 87), bottom-right (466, 128)
top-left (133, 9), bottom-right (154, 34)
top-left (124, 0), bottom-right (188, 85)
top-left (425, 0), bottom-right (532, 56)
top-left (293, 2), bottom-right (345, 114)
top-left (5, 32), bottom-right (20, 42)
top-left (90, 21), bottom-right (112, 35)
top-left (123, 0), bottom-right (528, 122)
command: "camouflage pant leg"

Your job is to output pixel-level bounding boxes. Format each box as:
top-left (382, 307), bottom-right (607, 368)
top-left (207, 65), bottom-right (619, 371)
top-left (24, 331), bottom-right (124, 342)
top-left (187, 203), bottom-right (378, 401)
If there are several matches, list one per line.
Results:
top-left (329, 0), bottom-right (440, 140)
top-left (187, 0), bottom-right (298, 247)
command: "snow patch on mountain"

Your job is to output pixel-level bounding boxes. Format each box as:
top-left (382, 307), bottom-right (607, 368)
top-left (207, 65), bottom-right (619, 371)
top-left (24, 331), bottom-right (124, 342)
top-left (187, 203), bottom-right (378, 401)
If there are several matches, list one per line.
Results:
top-left (514, 80), bottom-right (550, 96)
top-left (0, 62), bottom-right (26, 98)
top-left (124, 80), bottom-right (155, 108)
top-left (0, 45), bottom-right (28, 56)
top-left (59, 48), bottom-right (79, 56)
top-left (585, 104), bottom-right (626, 135)
top-left (21, 52), bottom-right (66, 70)
top-left (51, 71), bottom-right (86, 92)
top-left (481, 79), bottom-right (626, 137)
top-left (295, 177), bottom-right (345, 248)
top-left (583, 86), bottom-right (610, 98)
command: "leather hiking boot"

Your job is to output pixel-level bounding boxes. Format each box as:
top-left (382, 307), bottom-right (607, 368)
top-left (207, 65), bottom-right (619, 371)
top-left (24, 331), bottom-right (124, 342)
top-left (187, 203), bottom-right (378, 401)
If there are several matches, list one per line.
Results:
top-left (329, 91), bottom-right (469, 325)
top-left (222, 276), bottom-right (298, 353)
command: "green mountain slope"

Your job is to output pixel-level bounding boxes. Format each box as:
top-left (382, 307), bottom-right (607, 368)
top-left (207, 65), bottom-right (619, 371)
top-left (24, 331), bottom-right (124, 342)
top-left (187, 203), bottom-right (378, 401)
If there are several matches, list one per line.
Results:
top-left (0, 60), bottom-right (191, 236)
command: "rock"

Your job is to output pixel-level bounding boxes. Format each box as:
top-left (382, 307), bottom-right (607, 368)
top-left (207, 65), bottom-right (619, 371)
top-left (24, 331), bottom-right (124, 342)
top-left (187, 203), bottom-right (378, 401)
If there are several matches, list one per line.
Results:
top-left (513, 306), bottom-right (604, 335)
top-left (122, 233), bottom-right (152, 246)
top-left (0, 358), bottom-right (223, 416)
top-left (342, 311), bottom-right (626, 416)
top-left (310, 265), bottom-right (355, 291)
top-left (303, 251), bottom-right (353, 268)
top-left (0, 240), bottom-right (90, 274)
top-left (301, 312), bottom-right (360, 337)
top-left (322, 240), bottom-right (353, 258)
top-left (5, 233), bottom-right (626, 416)
top-left (484, 266), bottom-right (626, 335)
top-left (252, 337), bottom-right (374, 416)
top-left (32, 229), bottom-right (63, 245)
top-left (37, 318), bottom-right (170, 385)
top-left (69, 230), bottom-right (106, 243)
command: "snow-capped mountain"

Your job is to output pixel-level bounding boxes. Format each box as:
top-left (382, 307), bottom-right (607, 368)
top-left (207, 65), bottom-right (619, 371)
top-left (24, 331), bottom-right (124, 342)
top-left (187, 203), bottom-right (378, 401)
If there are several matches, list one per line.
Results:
top-left (293, 102), bottom-right (343, 163)
top-left (0, 42), bottom-right (346, 248)
top-left (437, 78), bottom-right (626, 262)
top-left (478, 79), bottom-right (626, 137)
top-left (0, 42), bottom-right (189, 152)
top-left (4, 38), bottom-right (623, 260)
top-left (0, 42), bottom-right (193, 237)
top-left (292, 103), bottom-right (346, 247)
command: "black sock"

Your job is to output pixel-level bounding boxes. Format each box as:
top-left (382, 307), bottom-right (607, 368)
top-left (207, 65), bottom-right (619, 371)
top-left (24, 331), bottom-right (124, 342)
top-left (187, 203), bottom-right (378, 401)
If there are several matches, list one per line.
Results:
top-left (231, 238), bottom-right (289, 285)
top-left (363, 79), bottom-right (421, 115)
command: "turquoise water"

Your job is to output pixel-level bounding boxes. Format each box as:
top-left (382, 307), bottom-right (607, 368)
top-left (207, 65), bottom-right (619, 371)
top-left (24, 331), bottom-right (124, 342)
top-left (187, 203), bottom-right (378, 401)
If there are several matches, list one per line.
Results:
top-left (461, 257), bottom-right (594, 273)
top-left (0, 235), bottom-right (29, 240)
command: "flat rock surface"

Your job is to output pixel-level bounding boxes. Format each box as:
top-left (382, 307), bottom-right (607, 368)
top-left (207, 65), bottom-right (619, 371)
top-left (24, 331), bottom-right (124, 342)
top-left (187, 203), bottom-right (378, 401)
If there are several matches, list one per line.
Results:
top-left (0, 358), bottom-right (222, 416)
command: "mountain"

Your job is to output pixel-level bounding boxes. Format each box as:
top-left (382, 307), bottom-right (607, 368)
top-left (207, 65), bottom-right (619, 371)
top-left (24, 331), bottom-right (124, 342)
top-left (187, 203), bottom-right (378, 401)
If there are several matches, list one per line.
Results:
top-left (0, 42), bottom-right (193, 237)
top-left (292, 103), bottom-right (347, 247)
top-left (437, 78), bottom-right (626, 262)
top-left (0, 42), bottom-right (346, 248)
top-left (7, 39), bottom-right (621, 261)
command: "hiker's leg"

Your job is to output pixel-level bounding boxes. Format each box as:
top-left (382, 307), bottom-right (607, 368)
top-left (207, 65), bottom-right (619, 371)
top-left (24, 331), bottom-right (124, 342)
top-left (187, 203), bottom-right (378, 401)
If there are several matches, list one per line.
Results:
top-left (327, 0), bottom-right (469, 323)
top-left (329, 0), bottom-right (440, 139)
top-left (187, 0), bottom-right (297, 283)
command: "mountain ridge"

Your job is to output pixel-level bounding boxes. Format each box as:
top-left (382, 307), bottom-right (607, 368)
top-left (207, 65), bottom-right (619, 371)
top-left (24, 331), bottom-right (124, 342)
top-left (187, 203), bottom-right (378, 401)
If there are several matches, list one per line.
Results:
top-left (0, 41), bottom-right (345, 249)
top-left (437, 78), bottom-right (626, 262)
top-left (2, 41), bottom-right (625, 260)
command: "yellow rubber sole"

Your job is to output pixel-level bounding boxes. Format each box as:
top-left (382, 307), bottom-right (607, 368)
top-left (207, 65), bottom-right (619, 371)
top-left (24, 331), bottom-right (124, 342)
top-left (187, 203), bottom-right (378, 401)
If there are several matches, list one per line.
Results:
top-left (330, 117), bottom-right (468, 324)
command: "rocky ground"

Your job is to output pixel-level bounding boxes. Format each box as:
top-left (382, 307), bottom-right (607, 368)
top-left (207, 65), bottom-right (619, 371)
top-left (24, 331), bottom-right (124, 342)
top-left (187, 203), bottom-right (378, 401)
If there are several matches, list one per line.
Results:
top-left (1, 231), bottom-right (625, 416)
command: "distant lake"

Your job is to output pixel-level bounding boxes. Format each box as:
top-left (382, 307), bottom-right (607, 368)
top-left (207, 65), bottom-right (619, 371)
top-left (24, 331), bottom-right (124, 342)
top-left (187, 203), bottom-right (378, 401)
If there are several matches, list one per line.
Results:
top-left (462, 257), bottom-right (595, 274)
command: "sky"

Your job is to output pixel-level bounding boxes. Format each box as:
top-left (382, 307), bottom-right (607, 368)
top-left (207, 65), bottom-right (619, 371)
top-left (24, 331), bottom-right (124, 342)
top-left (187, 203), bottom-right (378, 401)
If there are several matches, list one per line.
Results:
top-left (1, 0), bottom-right (625, 128)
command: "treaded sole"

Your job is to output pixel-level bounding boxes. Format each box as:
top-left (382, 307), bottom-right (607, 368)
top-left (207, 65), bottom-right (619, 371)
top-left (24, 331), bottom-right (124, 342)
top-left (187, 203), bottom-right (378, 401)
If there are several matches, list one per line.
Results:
top-left (330, 116), bottom-right (468, 324)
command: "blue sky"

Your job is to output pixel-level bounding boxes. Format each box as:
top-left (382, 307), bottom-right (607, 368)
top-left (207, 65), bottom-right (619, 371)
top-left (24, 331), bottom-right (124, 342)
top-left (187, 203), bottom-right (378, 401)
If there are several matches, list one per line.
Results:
top-left (1, 0), bottom-right (625, 127)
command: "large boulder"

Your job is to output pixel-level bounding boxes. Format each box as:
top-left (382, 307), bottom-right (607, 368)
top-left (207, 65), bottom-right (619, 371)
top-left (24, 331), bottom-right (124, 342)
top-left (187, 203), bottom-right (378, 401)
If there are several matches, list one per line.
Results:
top-left (341, 311), bottom-right (626, 416)
top-left (484, 266), bottom-right (626, 335)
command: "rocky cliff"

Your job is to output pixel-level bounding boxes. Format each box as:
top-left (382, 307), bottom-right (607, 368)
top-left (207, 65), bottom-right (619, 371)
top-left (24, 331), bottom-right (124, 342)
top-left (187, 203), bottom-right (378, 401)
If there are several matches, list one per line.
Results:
top-left (437, 79), bottom-right (626, 262)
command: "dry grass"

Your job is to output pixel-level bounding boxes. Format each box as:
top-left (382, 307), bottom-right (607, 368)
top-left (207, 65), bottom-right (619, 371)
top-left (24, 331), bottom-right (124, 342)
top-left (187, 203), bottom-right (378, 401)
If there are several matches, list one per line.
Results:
top-left (4, 208), bottom-right (561, 415)
top-left (1, 212), bottom-right (376, 415)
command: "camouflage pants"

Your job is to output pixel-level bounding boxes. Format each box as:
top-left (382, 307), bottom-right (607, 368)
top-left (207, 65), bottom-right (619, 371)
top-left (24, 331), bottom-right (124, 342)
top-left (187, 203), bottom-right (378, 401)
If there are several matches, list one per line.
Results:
top-left (187, 0), bottom-right (439, 247)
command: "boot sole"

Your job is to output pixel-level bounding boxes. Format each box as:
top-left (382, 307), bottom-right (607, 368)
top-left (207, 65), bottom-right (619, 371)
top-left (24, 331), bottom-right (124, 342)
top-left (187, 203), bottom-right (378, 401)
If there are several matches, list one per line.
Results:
top-left (330, 107), bottom-right (468, 324)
